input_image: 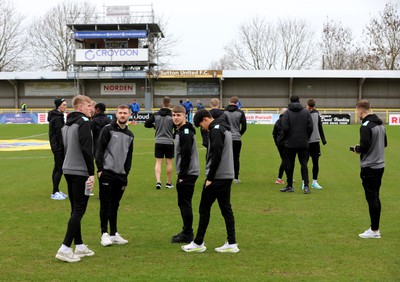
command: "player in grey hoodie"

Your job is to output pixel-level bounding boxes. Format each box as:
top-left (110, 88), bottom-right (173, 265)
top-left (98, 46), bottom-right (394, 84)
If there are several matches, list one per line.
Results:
top-left (224, 96), bottom-right (247, 183)
top-left (352, 100), bottom-right (387, 239)
top-left (55, 95), bottom-right (95, 263)
top-left (171, 105), bottom-right (200, 243)
top-left (145, 96), bottom-right (174, 189)
top-left (306, 99), bottom-right (327, 189)
top-left (181, 109), bottom-right (239, 253)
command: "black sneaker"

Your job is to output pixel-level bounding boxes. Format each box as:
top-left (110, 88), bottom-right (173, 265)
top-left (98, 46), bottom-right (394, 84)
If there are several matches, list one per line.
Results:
top-left (165, 183), bottom-right (174, 189)
top-left (280, 186), bottom-right (294, 192)
top-left (171, 232), bottom-right (193, 243)
top-left (156, 182), bottom-right (162, 190)
top-left (303, 186), bottom-right (311, 194)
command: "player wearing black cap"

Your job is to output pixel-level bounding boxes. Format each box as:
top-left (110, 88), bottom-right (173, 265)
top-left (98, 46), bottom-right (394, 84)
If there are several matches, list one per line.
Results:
top-left (48, 98), bottom-right (68, 200)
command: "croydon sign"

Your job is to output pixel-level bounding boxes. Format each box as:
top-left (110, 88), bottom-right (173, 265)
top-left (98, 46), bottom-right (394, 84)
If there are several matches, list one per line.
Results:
top-left (75, 49), bottom-right (148, 62)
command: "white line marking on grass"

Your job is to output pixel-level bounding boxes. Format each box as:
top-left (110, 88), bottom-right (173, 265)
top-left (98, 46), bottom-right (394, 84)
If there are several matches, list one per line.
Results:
top-left (15, 133), bottom-right (48, 140)
top-left (0, 156), bottom-right (51, 160)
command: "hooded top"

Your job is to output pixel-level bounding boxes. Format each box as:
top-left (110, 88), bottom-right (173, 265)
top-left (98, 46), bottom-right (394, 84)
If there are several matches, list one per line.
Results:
top-left (206, 119), bottom-right (234, 180)
top-left (144, 108), bottom-right (174, 145)
top-left (48, 109), bottom-right (65, 152)
top-left (175, 122), bottom-right (200, 178)
top-left (224, 104), bottom-right (247, 141)
top-left (272, 114), bottom-right (285, 147)
top-left (309, 109), bottom-right (327, 144)
top-left (201, 108), bottom-right (230, 147)
top-left (282, 102), bottom-right (313, 149)
top-left (91, 113), bottom-right (112, 155)
top-left (61, 111), bottom-right (94, 177)
top-left (359, 114), bottom-right (387, 169)
top-left (95, 120), bottom-right (134, 176)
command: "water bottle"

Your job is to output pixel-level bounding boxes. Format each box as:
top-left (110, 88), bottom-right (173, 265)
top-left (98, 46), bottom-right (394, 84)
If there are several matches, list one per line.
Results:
top-left (85, 180), bottom-right (92, 196)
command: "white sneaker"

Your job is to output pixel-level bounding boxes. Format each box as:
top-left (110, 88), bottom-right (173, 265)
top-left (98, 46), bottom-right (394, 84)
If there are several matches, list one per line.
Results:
top-left (74, 245), bottom-right (95, 257)
top-left (110, 232), bottom-right (128, 245)
top-left (181, 241), bottom-right (206, 253)
top-left (215, 242), bottom-right (240, 253)
top-left (55, 248), bottom-right (81, 262)
top-left (233, 179), bottom-right (241, 184)
top-left (51, 192), bottom-right (66, 200)
top-left (59, 191), bottom-right (68, 198)
top-left (359, 228), bottom-right (381, 239)
top-left (101, 233), bottom-right (113, 246)
top-left (311, 182), bottom-right (323, 189)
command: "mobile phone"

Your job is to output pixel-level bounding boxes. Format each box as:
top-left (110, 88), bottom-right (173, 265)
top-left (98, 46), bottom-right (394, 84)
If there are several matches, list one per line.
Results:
top-left (349, 146), bottom-right (355, 152)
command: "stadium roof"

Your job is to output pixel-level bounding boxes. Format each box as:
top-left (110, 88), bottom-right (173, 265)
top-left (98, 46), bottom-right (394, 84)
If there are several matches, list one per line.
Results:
top-left (1, 70), bottom-right (400, 80)
top-left (223, 70), bottom-right (400, 79)
top-left (66, 23), bottom-right (163, 37)
top-left (0, 72), bottom-right (67, 80)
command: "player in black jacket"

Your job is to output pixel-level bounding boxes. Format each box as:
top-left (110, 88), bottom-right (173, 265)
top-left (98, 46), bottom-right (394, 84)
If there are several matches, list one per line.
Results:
top-left (281, 95), bottom-right (313, 194)
top-left (272, 108), bottom-right (288, 185)
top-left (91, 103), bottom-right (111, 158)
top-left (48, 98), bottom-right (68, 200)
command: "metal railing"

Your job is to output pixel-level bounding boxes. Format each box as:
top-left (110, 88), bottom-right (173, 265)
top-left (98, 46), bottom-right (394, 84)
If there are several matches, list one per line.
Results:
top-left (2, 107), bottom-right (400, 124)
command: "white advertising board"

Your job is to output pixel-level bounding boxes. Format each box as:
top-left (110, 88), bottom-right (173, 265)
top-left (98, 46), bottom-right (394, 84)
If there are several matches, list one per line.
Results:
top-left (76, 49), bottom-right (148, 62)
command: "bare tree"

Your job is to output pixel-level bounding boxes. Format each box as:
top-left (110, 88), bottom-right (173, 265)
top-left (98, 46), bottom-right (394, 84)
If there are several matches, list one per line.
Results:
top-left (209, 55), bottom-right (236, 70)
top-left (222, 17), bottom-right (317, 70)
top-left (321, 19), bottom-right (366, 70)
top-left (0, 1), bottom-right (25, 71)
top-left (224, 17), bottom-right (278, 70)
top-left (152, 15), bottom-right (180, 70)
top-left (364, 2), bottom-right (400, 70)
top-left (277, 18), bottom-right (317, 70)
top-left (28, 0), bottom-right (97, 71)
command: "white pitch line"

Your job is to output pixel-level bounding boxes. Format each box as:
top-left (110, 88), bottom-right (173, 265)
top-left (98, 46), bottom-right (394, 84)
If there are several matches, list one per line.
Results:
top-left (15, 133), bottom-right (48, 140)
top-left (0, 156), bottom-right (51, 160)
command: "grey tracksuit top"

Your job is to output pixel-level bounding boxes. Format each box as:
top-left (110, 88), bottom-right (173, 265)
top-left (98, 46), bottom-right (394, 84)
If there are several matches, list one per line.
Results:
top-left (174, 122), bottom-right (200, 178)
top-left (206, 120), bottom-right (234, 180)
top-left (359, 114), bottom-right (387, 169)
top-left (224, 105), bottom-right (247, 141)
top-left (144, 107), bottom-right (174, 145)
top-left (62, 111), bottom-right (94, 176)
top-left (309, 109), bottom-right (327, 144)
top-left (95, 121), bottom-right (134, 175)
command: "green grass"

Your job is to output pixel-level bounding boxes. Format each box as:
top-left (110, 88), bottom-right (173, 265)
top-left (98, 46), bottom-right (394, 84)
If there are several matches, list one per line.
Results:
top-left (0, 123), bottom-right (399, 281)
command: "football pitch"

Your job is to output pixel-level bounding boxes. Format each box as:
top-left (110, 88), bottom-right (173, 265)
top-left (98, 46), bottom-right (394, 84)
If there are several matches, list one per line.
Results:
top-left (0, 123), bottom-right (399, 281)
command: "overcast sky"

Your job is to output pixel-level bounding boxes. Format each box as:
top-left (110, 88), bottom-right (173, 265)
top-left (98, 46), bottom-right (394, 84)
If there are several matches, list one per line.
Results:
top-left (14, 0), bottom-right (393, 69)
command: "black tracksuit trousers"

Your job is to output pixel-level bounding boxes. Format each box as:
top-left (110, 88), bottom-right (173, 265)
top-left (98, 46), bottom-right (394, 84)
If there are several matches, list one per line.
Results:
top-left (194, 179), bottom-right (236, 245)
top-left (52, 150), bottom-right (64, 194)
top-left (176, 175), bottom-right (198, 235)
top-left (361, 167), bottom-right (384, 230)
top-left (63, 174), bottom-right (90, 247)
top-left (286, 147), bottom-right (309, 188)
top-left (99, 174), bottom-right (126, 235)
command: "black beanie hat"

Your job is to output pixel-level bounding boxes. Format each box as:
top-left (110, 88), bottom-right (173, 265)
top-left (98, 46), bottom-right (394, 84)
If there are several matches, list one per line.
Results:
top-left (95, 103), bottom-right (106, 113)
top-left (54, 98), bottom-right (65, 109)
